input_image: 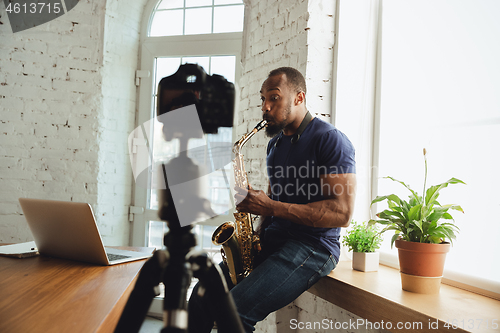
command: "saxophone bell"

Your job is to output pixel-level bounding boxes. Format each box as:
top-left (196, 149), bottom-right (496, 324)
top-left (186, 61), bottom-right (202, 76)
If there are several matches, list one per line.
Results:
top-left (212, 221), bottom-right (244, 285)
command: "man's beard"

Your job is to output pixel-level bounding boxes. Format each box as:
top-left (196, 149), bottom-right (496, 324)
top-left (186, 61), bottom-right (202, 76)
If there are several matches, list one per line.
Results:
top-left (265, 101), bottom-right (292, 138)
top-left (265, 119), bottom-right (287, 137)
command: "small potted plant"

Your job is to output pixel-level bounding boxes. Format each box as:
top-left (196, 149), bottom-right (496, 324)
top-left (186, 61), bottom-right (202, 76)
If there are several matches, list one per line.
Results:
top-left (342, 221), bottom-right (382, 272)
top-left (369, 148), bottom-right (465, 293)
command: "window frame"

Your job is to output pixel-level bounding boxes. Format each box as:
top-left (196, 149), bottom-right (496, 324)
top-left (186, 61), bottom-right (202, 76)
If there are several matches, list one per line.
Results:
top-left (131, 0), bottom-right (246, 316)
top-left (131, 0), bottom-right (244, 247)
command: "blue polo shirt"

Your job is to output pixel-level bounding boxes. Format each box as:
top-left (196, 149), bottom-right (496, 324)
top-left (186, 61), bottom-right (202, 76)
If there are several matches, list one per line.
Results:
top-left (266, 117), bottom-right (356, 262)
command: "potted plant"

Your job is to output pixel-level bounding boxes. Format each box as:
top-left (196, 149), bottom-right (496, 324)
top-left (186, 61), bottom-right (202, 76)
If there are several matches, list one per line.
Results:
top-left (342, 221), bottom-right (382, 272)
top-left (369, 149), bottom-right (465, 293)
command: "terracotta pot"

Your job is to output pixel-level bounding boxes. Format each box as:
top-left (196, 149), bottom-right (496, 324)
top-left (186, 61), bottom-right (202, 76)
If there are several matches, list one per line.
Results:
top-left (395, 239), bottom-right (450, 277)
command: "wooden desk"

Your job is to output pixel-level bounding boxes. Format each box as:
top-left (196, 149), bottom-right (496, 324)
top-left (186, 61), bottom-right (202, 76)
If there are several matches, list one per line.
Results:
top-left (0, 246), bottom-right (154, 333)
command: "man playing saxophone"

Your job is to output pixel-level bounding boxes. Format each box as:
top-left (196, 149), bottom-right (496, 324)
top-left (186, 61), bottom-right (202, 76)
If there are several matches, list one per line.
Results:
top-left (189, 67), bottom-right (356, 333)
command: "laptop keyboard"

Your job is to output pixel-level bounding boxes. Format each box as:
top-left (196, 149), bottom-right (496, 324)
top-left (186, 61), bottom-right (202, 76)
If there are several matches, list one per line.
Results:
top-left (107, 253), bottom-right (131, 262)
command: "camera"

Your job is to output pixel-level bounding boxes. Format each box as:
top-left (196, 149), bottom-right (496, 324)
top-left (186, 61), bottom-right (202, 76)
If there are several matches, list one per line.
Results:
top-left (157, 63), bottom-right (235, 134)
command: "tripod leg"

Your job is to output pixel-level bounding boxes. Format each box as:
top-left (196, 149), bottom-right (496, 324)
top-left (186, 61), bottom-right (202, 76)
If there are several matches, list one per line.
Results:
top-left (160, 257), bottom-right (191, 333)
top-left (189, 251), bottom-right (245, 333)
top-left (114, 250), bottom-right (168, 333)
top-left (160, 225), bottom-right (197, 333)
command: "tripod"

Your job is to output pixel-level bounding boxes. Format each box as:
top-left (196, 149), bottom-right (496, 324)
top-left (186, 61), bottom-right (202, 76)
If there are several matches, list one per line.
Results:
top-left (114, 159), bottom-right (245, 333)
top-left (116, 63), bottom-right (243, 332)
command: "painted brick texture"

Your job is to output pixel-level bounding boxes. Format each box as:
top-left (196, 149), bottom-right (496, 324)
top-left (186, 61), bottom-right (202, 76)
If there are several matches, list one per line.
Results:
top-left (0, 0), bottom-right (145, 245)
top-left (0, 0), bottom-right (103, 243)
top-left (241, 0), bottom-right (338, 331)
top-left (96, 0), bottom-right (143, 245)
top-left (1, 0), bottom-right (335, 246)
top-left (240, 0), bottom-right (309, 192)
top-left (240, 0), bottom-right (335, 193)
top-left (295, 292), bottom-right (390, 333)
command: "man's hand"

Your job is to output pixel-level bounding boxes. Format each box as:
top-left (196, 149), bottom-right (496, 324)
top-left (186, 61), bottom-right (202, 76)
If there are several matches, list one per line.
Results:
top-left (235, 184), bottom-right (273, 216)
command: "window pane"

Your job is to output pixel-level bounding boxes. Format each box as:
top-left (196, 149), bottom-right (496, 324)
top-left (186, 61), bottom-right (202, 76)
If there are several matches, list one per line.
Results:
top-left (377, 0), bottom-right (500, 283)
top-left (150, 9), bottom-right (184, 36)
top-left (185, 0), bottom-right (212, 7)
top-left (214, 0), bottom-right (243, 4)
top-left (150, 0), bottom-right (244, 36)
top-left (157, 0), bottom-right (184, 10)
top-left (206, 127), bottom-right (233, 216)
top-left (156, 57), bottom-right (182, 91)
top-left (211, 55), bottom-right (236, 82)
top-left (182, 56), bottom-right (210, 73)
top-left (148, 221), bottom-right (168, 248)
top-left (213, 5), bottom-right (244, 33)
top-left (150, 124), bottom-right (179, 210)
top-left (150, 58), bottom-right (183, 210)
top-left (185, 7), bottom-right (212, 35)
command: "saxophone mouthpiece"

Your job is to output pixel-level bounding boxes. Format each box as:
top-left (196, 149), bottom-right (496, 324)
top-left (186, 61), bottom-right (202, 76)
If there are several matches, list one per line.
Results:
top-left (255, 120), bottom-right (268, 132)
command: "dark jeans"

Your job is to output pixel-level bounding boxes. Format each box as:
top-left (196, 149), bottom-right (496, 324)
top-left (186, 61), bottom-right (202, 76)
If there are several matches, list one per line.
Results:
top-left (188, 229), bottom-right (337, 332)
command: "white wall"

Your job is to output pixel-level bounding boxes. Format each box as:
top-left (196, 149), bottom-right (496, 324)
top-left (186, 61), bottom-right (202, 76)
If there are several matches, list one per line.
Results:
top-left (0, 0), bottom-right (148, 245)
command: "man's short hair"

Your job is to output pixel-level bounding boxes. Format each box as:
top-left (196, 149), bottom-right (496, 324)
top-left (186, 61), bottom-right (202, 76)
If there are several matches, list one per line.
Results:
top-left (268, 67), bottom-right (307, 94)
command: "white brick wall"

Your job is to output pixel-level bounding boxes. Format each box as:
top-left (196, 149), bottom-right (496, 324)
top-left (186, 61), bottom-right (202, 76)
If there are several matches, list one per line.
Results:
top-left (95, 0), bottom-right (144, 245)
top-left (304, 0), bottom-right (336, 118)
top-left (0, 0), bottom-right (102, 242)
top-left (257, 292), bottom-right (391, 333)
top-left (0, 0), bottom-right (147, 245)
top-left (239, 0), bottom-right (309, 192)
top-left (239, 0), bottom-right (335, 193)
top-left (294, 292), bottom-right (390, 333)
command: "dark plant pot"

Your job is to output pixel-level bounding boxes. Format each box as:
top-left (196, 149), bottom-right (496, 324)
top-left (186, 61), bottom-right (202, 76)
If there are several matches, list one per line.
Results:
top-left (395, 239), bottom-right (451, 294)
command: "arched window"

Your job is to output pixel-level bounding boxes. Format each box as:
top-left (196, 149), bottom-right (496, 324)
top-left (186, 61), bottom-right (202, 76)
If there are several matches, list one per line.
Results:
top-left (131, 0), bottom-right (245, 259)
top-left (149, 0), bottom-right (244, 36)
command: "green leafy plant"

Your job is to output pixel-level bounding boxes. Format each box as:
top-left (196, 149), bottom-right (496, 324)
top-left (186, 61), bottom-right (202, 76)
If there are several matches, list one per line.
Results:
top-left (369, 149), bottom-right (465, 247)
top-left (342, 221), bottom-right (382, 253)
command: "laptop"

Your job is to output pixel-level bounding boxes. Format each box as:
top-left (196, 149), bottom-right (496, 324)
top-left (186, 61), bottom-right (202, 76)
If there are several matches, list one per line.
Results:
top-left (18, 198), bottom-right (153, 265)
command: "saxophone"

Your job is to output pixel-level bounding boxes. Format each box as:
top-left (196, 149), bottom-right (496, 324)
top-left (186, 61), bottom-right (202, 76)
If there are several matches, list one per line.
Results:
top-left (212, 119), bottom-right (267, 285)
